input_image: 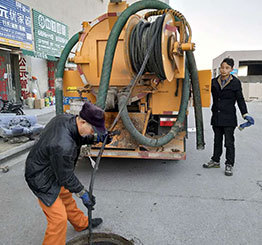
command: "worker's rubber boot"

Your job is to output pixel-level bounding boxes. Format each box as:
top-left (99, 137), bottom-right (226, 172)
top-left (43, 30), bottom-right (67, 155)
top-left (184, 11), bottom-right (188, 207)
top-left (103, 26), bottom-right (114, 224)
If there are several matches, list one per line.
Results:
top-left (84, 218), bottom-right (103, 230)
top-left (203, 159), bottom-right (220, 168)
top-left (225, 164), bottom-right (233, 176)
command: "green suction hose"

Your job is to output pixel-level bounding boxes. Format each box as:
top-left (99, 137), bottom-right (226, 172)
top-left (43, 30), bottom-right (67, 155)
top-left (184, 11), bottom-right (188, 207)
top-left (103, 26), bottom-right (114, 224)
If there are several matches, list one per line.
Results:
top-left (55, 32), bottom-right (79, 115)
top-left (186, 51), bottom-right (205, 149)
top-left (118, 67), bottom-right (190, 147)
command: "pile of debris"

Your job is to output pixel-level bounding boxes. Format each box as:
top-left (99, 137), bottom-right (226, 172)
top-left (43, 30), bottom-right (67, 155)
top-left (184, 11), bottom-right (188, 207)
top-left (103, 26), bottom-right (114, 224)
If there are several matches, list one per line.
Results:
top-left (0, 114), bottom-right (44, 143)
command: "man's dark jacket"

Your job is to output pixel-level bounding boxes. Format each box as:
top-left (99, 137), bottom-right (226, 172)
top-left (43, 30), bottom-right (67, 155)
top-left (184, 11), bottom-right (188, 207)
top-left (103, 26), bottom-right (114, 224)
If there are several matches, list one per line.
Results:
top-left (25, 114), bottom-right (93, 207)
top-left (211, 75), bottom-right (248, 127)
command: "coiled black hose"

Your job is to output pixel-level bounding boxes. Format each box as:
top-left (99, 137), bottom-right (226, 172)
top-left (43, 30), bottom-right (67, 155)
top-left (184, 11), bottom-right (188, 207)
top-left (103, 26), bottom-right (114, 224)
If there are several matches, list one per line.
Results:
top-left (129, 15), bottom-right (166, 80)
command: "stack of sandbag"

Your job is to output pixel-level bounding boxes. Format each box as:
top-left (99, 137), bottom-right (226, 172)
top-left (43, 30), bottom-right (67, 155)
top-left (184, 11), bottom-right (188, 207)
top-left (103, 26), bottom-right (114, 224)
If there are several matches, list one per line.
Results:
top-left (0, 114), bottom-right (44, 138)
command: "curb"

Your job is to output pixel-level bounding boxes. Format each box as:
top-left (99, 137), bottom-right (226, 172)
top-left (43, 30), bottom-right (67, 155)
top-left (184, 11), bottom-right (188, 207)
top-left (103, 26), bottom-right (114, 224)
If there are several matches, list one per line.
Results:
top-left (23, 108), bottom-right (55, 117)
top-left (0, 140), bottom-right (35, 163)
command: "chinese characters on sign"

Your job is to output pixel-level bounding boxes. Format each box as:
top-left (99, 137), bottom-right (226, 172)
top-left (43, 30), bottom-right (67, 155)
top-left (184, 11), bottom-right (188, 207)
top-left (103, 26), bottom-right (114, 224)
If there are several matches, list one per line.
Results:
top-left (0, 56), bottom-right (8, 100)
top-left (33, 10), bottom-right (69, 57)
top-left (19, 56), bottom-right (29, 99)
top-left (0, 0), bottom-right (33, 50)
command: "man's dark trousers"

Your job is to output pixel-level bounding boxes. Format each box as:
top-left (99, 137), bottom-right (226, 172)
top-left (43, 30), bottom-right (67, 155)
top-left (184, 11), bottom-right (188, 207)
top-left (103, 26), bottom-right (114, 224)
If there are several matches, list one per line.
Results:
top-left (211, 126), bottom-right (236, 166)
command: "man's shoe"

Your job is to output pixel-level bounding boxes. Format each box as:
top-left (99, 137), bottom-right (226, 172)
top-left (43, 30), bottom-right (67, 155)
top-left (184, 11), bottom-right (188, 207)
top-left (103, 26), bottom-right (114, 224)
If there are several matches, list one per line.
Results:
top-left (225, 164), bottom-right (233, 176)
top-left (84, 218), bottom-right (103, 230)
top-left (203, 159), bottom-right (220, 168)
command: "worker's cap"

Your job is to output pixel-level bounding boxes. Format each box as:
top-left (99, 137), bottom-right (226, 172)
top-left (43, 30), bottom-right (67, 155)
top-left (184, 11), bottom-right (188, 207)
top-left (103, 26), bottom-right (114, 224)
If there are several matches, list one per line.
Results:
top-left (79, 101), bottom-right (106, 134)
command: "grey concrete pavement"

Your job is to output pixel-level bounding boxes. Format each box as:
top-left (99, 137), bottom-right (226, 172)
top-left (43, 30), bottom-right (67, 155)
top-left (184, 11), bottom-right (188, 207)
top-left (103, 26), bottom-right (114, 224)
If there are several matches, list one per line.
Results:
top-left (0, 101), bottom-right (261, 245)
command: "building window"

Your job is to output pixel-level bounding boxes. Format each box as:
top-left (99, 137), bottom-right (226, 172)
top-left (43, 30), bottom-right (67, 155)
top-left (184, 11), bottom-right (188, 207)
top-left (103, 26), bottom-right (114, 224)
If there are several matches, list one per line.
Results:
top-left (239, 61), bottom-right (262, 76)
top-left (238, 66), bottom-right (248, 76)
top-left (248, 64), bottom-right (262, 75)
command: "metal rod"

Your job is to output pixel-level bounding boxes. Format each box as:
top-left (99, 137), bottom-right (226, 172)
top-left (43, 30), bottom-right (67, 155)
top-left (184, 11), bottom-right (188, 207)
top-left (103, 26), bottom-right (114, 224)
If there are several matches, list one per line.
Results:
top-left (87, 16), bottom-right (162, 245)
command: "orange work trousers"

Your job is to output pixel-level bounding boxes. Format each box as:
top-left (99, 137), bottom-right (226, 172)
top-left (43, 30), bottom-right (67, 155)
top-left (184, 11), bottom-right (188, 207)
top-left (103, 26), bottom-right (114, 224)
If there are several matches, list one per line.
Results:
top-left (38, 186), bottom-right (89, 245)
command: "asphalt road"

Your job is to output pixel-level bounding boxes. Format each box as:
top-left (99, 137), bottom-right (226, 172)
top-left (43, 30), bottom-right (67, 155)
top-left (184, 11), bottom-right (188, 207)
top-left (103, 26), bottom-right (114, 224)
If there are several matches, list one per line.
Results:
top-left (0, 102), bottom-right (262, 245)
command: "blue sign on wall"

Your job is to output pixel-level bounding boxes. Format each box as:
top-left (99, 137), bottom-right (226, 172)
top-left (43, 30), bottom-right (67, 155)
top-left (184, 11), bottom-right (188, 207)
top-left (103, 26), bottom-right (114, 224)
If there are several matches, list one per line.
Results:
top-left (0, 0), bottom-right (33, 50)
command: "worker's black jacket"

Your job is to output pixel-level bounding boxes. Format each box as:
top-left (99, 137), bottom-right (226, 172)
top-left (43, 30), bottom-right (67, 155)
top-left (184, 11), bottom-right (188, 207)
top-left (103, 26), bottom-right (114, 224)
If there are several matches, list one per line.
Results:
top-left (211, 75), bottom-right (248, 127)
top-left (25, 114), bottom-right (94, 207)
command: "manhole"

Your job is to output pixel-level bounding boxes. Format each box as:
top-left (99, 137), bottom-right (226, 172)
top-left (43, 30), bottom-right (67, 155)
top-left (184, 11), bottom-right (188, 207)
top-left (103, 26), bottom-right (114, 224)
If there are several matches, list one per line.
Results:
top-left (66, 232), bottom-right (134, 245)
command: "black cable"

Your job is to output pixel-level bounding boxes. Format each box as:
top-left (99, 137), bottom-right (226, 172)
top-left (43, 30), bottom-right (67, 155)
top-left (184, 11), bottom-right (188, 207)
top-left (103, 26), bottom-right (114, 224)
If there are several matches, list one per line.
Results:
top-left (129, 14), bottom-right (166, 80)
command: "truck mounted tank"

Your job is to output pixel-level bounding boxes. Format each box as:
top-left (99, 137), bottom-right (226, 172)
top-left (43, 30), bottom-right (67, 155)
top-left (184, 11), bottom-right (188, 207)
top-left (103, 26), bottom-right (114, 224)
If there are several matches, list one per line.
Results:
top-left (55, 0), bottom-right (211, 160)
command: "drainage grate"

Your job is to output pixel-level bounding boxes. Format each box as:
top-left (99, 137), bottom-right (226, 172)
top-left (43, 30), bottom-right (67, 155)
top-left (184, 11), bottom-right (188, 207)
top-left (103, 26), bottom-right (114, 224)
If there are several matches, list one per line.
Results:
top-left (67, 233), bottom-right (134, 245)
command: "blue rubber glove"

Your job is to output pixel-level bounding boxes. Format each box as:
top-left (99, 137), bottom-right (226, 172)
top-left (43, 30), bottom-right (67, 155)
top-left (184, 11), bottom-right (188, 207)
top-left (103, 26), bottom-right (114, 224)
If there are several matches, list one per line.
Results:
top-left (244, 115), bottom-right (254, 125)
top-left (96, 132), bottom-right (112, 144)
top-left (239, 114), bottom-right (255, 130)
top-left (239, 121), bottom-right (253, 130)
top-left (80, 191), bottom-right (96, 209)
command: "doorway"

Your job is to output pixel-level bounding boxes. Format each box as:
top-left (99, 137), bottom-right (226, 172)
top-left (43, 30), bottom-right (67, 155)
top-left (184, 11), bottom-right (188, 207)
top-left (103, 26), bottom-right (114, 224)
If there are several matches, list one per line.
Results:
top-left (0, 49), bottom-right (21, 102)
top-left (0, 49), bottom-right (11, 101)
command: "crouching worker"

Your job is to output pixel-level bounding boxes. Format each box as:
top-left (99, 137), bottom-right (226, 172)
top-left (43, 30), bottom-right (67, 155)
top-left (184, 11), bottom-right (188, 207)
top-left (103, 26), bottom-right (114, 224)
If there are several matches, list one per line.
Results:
top-left (25, 101), bottom-right (112, 245)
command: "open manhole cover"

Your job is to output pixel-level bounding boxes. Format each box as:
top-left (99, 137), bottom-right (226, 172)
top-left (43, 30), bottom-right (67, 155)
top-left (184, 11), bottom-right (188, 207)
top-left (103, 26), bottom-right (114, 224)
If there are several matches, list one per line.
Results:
top-left (66, 232), bottom-right (134, 245)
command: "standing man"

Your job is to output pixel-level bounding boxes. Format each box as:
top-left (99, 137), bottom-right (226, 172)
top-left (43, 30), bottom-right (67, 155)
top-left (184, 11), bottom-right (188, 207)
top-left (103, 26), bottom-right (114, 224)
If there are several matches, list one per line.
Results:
top-left (25, 101), bottom-right (111, 245)
top-left (203, 58), bottom-right (254, 176)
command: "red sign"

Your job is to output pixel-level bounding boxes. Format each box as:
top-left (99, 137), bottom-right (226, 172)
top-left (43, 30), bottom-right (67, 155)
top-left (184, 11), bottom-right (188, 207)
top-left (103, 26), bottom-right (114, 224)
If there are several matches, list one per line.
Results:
top-left (47, 61), bottom-right (55, 96)
top-left (0, 56), bottom-right (8, 100)
top-left (19, 56), bottom-right (30, 99)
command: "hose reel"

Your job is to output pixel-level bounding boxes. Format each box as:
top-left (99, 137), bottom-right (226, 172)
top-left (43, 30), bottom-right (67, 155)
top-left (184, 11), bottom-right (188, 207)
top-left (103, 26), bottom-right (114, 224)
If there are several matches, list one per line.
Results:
top-left (118, 9), bottom-right (200, 148)
top-left (124, 12), bottom-right (179, 82)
